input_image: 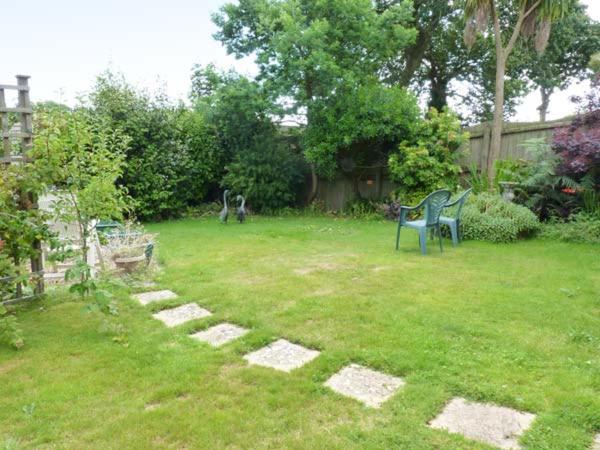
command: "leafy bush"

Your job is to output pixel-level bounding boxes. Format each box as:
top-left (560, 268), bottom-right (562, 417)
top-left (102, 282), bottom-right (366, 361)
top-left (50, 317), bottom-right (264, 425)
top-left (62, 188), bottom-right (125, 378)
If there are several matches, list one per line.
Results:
top-left (540, 213), bottom-right (600, 244)
top-left (516, 138), bottom-right (581, 220)
top-left (466, 164), bottom-right (490, 194)
top-left (494, 158), bottom-right (530, 187)
top-left (0, 305), bottom-right (23, 349)
top-left (342, 198), bottom-right (381, 220)
top-left (89, 72), bottom-right (223, 220)
top-left (459, 193), bottom-right (540, 243)
top-left (221, 138), bottom-right (304, 213)
top-left (305, 83), bottom-right (420, 179)
top-left (389, 108), bottom-right (468, 196)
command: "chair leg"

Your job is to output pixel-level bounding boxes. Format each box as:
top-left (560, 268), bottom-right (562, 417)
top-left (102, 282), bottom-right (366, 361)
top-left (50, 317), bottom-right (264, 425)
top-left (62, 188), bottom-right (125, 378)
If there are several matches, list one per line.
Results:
top-left (396, 223), bottom-right (401, 250)
top-left (437, 225), bottom-right (443, 253)
top-left (456, 219), bottom-right (461, 243)
top-left (450, 222), bottom-right (458, 246)
top-left (419, 228), bottom-right (427, 255)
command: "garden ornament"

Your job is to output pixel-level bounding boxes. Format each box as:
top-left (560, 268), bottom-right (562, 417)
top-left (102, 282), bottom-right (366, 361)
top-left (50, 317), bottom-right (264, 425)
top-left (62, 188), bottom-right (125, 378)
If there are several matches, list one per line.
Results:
top-left (219, 190), bottom-right (230, 223)
top-left (236, 195), bottom-right (246, 223)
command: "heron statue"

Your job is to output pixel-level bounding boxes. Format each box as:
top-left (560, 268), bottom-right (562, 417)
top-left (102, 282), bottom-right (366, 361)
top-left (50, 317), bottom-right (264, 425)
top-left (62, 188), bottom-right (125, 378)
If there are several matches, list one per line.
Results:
top-left (219, 190), bottom-right (230, 223)
top-left (236, 195), bottom-right (246, 223)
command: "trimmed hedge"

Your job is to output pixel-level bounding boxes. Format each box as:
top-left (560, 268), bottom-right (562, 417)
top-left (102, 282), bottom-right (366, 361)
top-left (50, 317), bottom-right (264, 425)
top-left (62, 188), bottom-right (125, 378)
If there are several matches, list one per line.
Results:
top-left (460, 193), bottom-right (540, 243)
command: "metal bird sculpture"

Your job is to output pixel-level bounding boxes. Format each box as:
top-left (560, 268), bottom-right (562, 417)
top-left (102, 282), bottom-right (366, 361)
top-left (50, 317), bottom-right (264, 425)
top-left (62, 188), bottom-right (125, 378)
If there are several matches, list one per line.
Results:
top-left (236, 195), bottom-right (246, 223)
top-left (219, 190), bottom-right (230, 223)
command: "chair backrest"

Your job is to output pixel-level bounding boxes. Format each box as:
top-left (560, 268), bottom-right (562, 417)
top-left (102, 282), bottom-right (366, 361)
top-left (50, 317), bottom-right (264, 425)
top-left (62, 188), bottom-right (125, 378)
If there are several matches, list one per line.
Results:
top-left (448, 188), bottom-right (473, 219)
top-left (423, 190), bottom-right (451, 226)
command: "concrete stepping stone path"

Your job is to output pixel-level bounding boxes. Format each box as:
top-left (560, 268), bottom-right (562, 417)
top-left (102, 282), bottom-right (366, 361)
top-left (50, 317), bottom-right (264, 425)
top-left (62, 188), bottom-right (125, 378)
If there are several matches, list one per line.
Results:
top-left (593, 434), bottom-right (600, 450)
top-left (152, 303), bottom-right (211, 327)
top-left (190, 323), bottom-right (249, 347)
top-left (324, 363), bottom-right (404, 408)
top-left (133, 290), bottom-right (178, 305)
top-left (428, 397), bottom-right (536, 449)
top-left (243, 339), bottom-right (320, 372)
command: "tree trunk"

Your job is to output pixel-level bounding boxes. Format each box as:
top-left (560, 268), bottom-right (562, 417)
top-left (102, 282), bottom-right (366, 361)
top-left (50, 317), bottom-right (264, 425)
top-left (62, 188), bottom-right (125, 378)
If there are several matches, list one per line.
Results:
top-left (488, 55), bottom-right (506, 185)
top-left (428, 73), bottom-right (449, 111)
top-left (307, 164), bottom-right (318, 204)
top-left (538, 87), bottom-right (552, 122)
top-left (398, 30), bottom-right (431, 86)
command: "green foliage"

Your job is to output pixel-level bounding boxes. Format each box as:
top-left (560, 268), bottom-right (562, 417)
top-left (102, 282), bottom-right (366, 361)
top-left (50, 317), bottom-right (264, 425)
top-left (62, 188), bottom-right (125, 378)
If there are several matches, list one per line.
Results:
top-left (32, 104), bottom-right (130, 295)
top-left (460, 193), bottom-right (541, 243)
top-left (304, 83), bottom-right (420, 178)
top-left (517, 138), bottom-right (581, 220)
top-left (467, 164), bottom-right (490, 194)
top-left (221, 138), bottom-right (304, 213)
top-left (0, 304), bottom-right (23, 349)
top-left (89, 72), bottom-right (222, 220)
top-left (214, 0), bottom-right (417, 181)
top-left (494, 158), bottom-right (530, 187)
top-left (388, 108), bottom-right (468, 195)
top-left (214, 0), bottom-right (416, 105)
top-left (522, 3), bottom-right (600, 116)
top-left (194, 69), bottom-right (278, 161)
top-left (341, 198), bottom-right (381, 220)
top-left (0, 130), bottom-right (58, 307)
top-left (540, 213), bottom-right (600, 244)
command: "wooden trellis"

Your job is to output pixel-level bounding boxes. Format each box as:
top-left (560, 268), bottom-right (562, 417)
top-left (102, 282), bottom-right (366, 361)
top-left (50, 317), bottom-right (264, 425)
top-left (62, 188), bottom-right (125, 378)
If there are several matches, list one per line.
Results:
top-left (0, 75), bottom-right (44, 303)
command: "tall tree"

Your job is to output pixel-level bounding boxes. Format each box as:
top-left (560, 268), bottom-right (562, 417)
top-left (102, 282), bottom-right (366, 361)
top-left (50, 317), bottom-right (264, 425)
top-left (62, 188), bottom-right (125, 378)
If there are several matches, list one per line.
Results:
top-left (522, 3), bottom-right (600, 121)
top-left (213, 0), bottom-right (417, 199)
top-left (464, 0), bottom-right (573, 182)
top-left (376, 0), bottom-right (455, 87)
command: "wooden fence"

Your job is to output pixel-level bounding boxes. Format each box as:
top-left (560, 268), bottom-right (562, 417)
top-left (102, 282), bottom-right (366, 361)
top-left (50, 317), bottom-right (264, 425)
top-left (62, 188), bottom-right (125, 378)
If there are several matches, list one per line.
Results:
top-left (313, 118), bottom-right (574, 210)
top-left (462, 118), bottom-right (571, 169)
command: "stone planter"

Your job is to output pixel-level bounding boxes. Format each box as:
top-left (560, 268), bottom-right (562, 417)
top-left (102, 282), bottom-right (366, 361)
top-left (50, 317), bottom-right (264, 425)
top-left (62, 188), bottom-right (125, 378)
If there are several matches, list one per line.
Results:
top-left (113, 254), bottom-right (146, 274)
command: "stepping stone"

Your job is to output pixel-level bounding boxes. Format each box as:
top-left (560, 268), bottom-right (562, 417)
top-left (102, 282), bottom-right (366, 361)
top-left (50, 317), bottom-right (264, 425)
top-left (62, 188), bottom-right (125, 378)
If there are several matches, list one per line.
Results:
top-left (324, 363), bottom-right (404, 408)
top-left (243, 339), bottom-right (320, 372)
top-left (593, 434), bottom-right (600, 450)
top-left (152, 303), bottom-right (211, 327)
top-left (429, 397), bottom-right (536, 449)
top-left (133, 290), bottom-right (178, 305)
top-left (190, 323), bottom-right (249, 347)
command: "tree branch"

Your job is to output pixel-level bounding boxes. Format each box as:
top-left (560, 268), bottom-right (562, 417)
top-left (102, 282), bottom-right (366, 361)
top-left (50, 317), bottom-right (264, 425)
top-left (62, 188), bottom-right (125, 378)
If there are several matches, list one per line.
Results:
top-left (506, 0), bottom-right (541, 55)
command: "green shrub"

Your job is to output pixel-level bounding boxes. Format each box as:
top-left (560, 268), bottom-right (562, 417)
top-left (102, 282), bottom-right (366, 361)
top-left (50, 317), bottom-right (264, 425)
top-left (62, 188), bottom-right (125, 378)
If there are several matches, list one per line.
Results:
top-left (221, 138), bottom-right (304, 213)
top-left (388, 108), bottom-right (468, 194)
top-left (459, 193), bottom-right (540, 243)
top-left (89, 73), bottom-right (223, 221)
top-left (540, 213), bottom-right (600, 244)
top-left (342, 198), bottom-right (381, 220)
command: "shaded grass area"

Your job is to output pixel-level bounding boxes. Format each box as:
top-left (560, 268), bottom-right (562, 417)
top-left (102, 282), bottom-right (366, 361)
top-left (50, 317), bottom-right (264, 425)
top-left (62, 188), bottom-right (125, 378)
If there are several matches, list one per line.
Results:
top-left (1, 216), bottom-right (599, 449)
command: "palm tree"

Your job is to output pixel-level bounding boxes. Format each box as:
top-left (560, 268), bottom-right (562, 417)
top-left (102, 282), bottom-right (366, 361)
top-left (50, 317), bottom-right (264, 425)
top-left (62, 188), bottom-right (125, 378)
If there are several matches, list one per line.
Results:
top-left (463, 0), bottom-right (573, 184)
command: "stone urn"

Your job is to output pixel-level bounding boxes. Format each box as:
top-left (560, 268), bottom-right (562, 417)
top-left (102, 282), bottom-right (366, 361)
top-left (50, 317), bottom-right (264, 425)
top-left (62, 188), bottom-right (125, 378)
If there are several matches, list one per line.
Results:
top-left (499, 181), bottom-right (518, 202)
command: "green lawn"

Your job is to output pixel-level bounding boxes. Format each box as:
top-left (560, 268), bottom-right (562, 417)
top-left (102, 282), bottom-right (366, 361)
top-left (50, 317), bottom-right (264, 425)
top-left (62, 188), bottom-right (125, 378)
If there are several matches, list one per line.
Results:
top-left (1, 216), bottom-right (599, 449)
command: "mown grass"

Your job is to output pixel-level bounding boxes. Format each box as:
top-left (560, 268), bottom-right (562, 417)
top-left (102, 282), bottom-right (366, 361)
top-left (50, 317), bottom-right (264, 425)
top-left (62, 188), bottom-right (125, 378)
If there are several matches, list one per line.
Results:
top-left (1, 216), bottom-right (599, 449)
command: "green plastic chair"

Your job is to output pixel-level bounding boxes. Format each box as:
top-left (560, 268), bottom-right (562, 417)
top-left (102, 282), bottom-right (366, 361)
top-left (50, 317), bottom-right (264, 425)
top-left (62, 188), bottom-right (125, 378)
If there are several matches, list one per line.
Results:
top-left (396, 189), bottom-right (451, 255)
top-left (440, 188), bottom-right (472, 246)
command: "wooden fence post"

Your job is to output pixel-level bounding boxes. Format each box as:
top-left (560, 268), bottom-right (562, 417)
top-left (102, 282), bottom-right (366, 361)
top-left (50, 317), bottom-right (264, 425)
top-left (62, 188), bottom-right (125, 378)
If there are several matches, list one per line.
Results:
top-left (0, 75), bottom-right (44, 299)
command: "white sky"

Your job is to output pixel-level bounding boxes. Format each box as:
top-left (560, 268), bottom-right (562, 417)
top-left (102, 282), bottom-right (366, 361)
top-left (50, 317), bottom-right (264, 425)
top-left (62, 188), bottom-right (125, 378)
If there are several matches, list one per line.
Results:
top-left (1, 0), bottom-right (598, 122)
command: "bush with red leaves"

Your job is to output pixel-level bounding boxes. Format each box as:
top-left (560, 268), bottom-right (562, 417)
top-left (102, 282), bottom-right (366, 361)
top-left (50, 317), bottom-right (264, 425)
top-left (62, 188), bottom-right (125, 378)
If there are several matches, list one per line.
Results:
top-left (552, 74), bottom-right (600, 186)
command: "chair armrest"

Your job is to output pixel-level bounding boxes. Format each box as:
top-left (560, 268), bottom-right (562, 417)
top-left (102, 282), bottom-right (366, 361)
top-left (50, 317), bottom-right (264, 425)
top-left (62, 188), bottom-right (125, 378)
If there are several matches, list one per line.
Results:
top-left (444, 198), bottom-right (462, 208)
top-left (399, 204), bottom-right (422, 224)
